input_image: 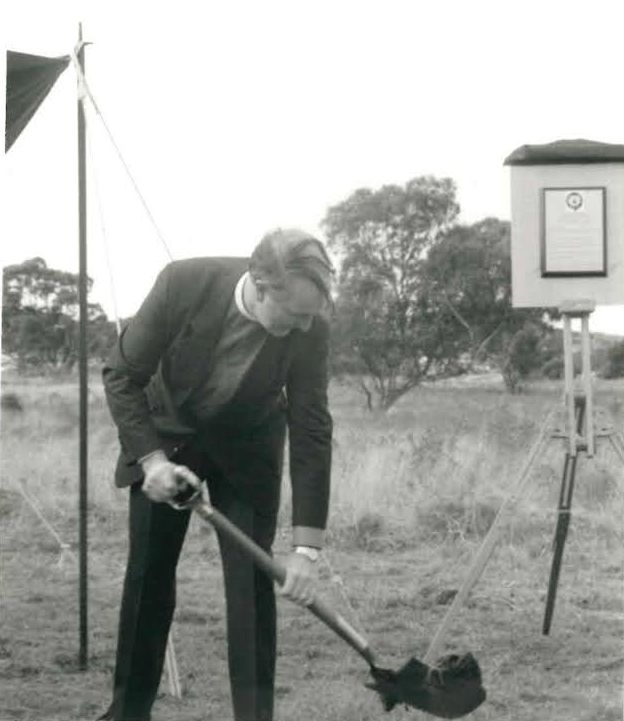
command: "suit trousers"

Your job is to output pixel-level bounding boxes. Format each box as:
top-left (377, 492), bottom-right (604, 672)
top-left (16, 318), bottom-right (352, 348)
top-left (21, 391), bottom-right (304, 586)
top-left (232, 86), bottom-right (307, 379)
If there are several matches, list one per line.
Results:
top-left (100, 446), bottom-right (281, 721)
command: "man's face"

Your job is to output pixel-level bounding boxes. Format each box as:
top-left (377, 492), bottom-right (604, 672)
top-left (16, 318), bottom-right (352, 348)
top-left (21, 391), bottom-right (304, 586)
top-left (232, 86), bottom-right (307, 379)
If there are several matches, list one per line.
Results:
top-left (254, 275), bottom-right (327, 337)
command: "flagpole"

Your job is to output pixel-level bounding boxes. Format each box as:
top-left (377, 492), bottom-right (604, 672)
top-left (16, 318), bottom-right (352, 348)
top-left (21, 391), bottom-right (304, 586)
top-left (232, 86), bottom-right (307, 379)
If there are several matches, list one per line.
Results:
top-left (77, 21), bottom-right (89, 672)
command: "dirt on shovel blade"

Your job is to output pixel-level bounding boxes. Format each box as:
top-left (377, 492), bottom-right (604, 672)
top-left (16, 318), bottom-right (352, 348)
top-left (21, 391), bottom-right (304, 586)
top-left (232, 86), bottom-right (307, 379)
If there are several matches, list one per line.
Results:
top-left (367, 653), bottom-right (486, 718)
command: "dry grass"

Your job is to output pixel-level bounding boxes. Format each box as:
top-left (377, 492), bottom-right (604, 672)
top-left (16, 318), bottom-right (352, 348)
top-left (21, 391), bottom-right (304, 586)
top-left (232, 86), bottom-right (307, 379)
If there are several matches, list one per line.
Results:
top-left (1, 372), bottom-right (623, 720)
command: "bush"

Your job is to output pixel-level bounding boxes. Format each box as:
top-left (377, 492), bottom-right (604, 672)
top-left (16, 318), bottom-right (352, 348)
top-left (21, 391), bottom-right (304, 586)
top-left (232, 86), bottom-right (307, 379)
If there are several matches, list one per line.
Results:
top-left (501, 324), bottom-right (543, 392)
top-left (540, 353), bottom-right (582, 380)
top-left (1, 391), bottom-right (23, 411)
top-left (600, 340), bottom-right (624, 379)
top-left (541, 356), bottom-right (563, 379)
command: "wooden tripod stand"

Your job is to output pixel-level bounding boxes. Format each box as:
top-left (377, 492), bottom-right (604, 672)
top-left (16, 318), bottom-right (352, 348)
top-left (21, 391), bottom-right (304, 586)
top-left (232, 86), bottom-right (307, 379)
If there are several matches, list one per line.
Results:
top-left (424, 300), bottom-right (624, 662)
top-left (541, 300), bottom-right (624, 633)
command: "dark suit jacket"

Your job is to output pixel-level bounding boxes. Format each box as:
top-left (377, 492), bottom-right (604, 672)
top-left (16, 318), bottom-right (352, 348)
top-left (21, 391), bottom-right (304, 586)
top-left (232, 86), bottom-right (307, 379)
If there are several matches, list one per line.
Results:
top-left (102, 257), bottom-right (332, 532)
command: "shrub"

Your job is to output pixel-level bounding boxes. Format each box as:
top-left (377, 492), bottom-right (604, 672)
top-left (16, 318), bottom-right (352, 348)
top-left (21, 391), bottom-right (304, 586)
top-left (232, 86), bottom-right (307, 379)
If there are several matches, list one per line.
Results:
top-left (1, 391), bottom-right (23, 411)
top-left (541, 356), bottom-right (563, 379)
top-left (501, 324), bottom-right (543, 392)
top-left (600, 340), bottom-right (624, 379)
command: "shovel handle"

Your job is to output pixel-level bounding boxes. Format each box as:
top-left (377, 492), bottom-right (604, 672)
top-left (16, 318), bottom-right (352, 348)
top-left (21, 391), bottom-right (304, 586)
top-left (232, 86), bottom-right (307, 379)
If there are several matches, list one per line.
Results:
top-left (192, 500), bottom-right (376, 667)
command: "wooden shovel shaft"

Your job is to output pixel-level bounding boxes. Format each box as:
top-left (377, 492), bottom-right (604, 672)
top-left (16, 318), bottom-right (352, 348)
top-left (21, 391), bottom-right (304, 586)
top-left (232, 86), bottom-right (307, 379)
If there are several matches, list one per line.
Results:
top-left (192, 500), bottom-right (376, 667)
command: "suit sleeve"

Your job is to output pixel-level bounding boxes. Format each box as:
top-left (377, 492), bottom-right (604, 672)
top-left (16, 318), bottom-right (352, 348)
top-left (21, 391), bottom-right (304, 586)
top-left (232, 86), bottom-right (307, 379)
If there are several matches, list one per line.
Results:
top-left (286, 316), bottom-right (333, 546)
top-left (102, 263), bottom-right (174, 463)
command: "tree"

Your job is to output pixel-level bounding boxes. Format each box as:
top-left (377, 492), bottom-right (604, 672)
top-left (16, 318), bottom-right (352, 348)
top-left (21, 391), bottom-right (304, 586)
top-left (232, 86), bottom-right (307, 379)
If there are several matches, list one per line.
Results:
top-left (3, 257), bottom-right (81, 316)
top-left (422, 219), bottom-right (514, 361)
top-left (323, 176), bottom-right (460, 409)
top-left (421, 218), bottom-right (554, 390)
top-left (2, 257), bottom-right (117, 371)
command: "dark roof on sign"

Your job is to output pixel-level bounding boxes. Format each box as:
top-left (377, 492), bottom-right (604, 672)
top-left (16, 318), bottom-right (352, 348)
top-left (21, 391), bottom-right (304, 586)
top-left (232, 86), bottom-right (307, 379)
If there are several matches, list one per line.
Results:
top-left (504, 139), bottom-right (624, 165)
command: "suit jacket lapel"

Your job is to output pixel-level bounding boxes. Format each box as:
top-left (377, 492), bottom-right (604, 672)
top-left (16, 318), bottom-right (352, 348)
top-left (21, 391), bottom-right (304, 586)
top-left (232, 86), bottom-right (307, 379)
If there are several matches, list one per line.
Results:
top-left (169, 258), bottom-right (248, 405)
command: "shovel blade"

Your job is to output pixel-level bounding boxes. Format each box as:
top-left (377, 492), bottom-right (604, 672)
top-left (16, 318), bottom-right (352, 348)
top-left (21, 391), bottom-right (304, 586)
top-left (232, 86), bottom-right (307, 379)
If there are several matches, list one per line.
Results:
top-left (367, 653), bottom-right (486, 718)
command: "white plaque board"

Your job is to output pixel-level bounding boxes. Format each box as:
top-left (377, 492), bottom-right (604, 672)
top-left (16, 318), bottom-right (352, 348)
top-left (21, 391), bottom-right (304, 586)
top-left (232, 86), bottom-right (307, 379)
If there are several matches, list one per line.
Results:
top-left (509, 163), bottom-right (624, 308)
top-left (541, 187), bottom-right (606, 276)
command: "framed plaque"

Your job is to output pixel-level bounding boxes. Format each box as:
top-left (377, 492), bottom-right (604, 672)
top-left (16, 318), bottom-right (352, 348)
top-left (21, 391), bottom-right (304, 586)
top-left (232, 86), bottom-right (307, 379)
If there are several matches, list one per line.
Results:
top-left (540, 187), bottom-right (607, 277)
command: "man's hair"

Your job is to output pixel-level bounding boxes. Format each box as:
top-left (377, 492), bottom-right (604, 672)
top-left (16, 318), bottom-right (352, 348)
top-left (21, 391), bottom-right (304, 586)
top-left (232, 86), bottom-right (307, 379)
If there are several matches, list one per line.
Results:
top-left (249, 228), bottom-right (334, 301)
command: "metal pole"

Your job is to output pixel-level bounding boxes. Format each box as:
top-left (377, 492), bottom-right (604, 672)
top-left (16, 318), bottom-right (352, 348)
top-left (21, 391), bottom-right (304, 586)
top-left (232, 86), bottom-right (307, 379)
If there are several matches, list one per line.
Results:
top-left (77, 22), bottom-right (89, 671)
top-left (542, 398), bottom-right (585, 635)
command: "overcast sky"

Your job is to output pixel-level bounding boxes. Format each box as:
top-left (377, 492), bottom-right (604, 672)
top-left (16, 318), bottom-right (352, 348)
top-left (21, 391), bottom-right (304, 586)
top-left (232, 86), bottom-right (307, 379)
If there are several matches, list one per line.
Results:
top-left (2, 1), bottom-right (623, 333)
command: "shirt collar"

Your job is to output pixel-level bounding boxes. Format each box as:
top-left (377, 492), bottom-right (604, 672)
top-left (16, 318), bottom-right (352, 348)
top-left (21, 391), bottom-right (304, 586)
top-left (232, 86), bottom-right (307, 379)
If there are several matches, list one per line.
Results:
top-left (234, 271), bottom-right (256, 321)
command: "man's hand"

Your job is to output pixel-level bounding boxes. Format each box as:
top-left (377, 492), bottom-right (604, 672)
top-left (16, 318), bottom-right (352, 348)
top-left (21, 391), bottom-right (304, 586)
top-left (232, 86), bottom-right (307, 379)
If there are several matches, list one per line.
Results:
top-left (280, 551), bottom-right (319, 607)
top-left (141, 450), bottom-right (201, 503)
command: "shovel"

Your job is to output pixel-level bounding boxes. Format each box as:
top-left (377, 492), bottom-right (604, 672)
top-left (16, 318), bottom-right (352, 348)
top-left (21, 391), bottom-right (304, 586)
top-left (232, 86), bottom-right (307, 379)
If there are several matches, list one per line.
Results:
top-left (172, 486), bottom-right (486, 718)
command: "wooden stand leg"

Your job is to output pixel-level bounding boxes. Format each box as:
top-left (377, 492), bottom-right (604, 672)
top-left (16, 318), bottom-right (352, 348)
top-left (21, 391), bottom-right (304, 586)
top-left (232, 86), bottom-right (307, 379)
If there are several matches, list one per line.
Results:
top-left (580, 314), bottom-right (594, 457)
top-left (562, 315), bottom-right (577, 457)
top-left (423, 408), bottom-right (555, 664)
top-left (165, 626), bottom-right (182, 698)
top-left (609, 433), bottom-right (624, 465)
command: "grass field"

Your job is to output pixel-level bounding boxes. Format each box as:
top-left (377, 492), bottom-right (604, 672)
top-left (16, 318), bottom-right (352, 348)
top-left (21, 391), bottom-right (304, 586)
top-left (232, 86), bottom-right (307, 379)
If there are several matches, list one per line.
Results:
top-left (1, 373), bottom-right (623, 721)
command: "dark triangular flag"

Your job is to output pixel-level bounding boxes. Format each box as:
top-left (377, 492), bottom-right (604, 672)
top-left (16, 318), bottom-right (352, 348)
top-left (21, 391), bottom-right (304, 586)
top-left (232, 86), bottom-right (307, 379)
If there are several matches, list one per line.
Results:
top-left (6, 50), bottom-right (70, 152)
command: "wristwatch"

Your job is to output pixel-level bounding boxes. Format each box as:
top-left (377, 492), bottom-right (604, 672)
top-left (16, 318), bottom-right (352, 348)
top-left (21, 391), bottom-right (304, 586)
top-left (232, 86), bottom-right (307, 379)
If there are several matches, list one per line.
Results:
top-left (294, 545), bottom-right (320, 562)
